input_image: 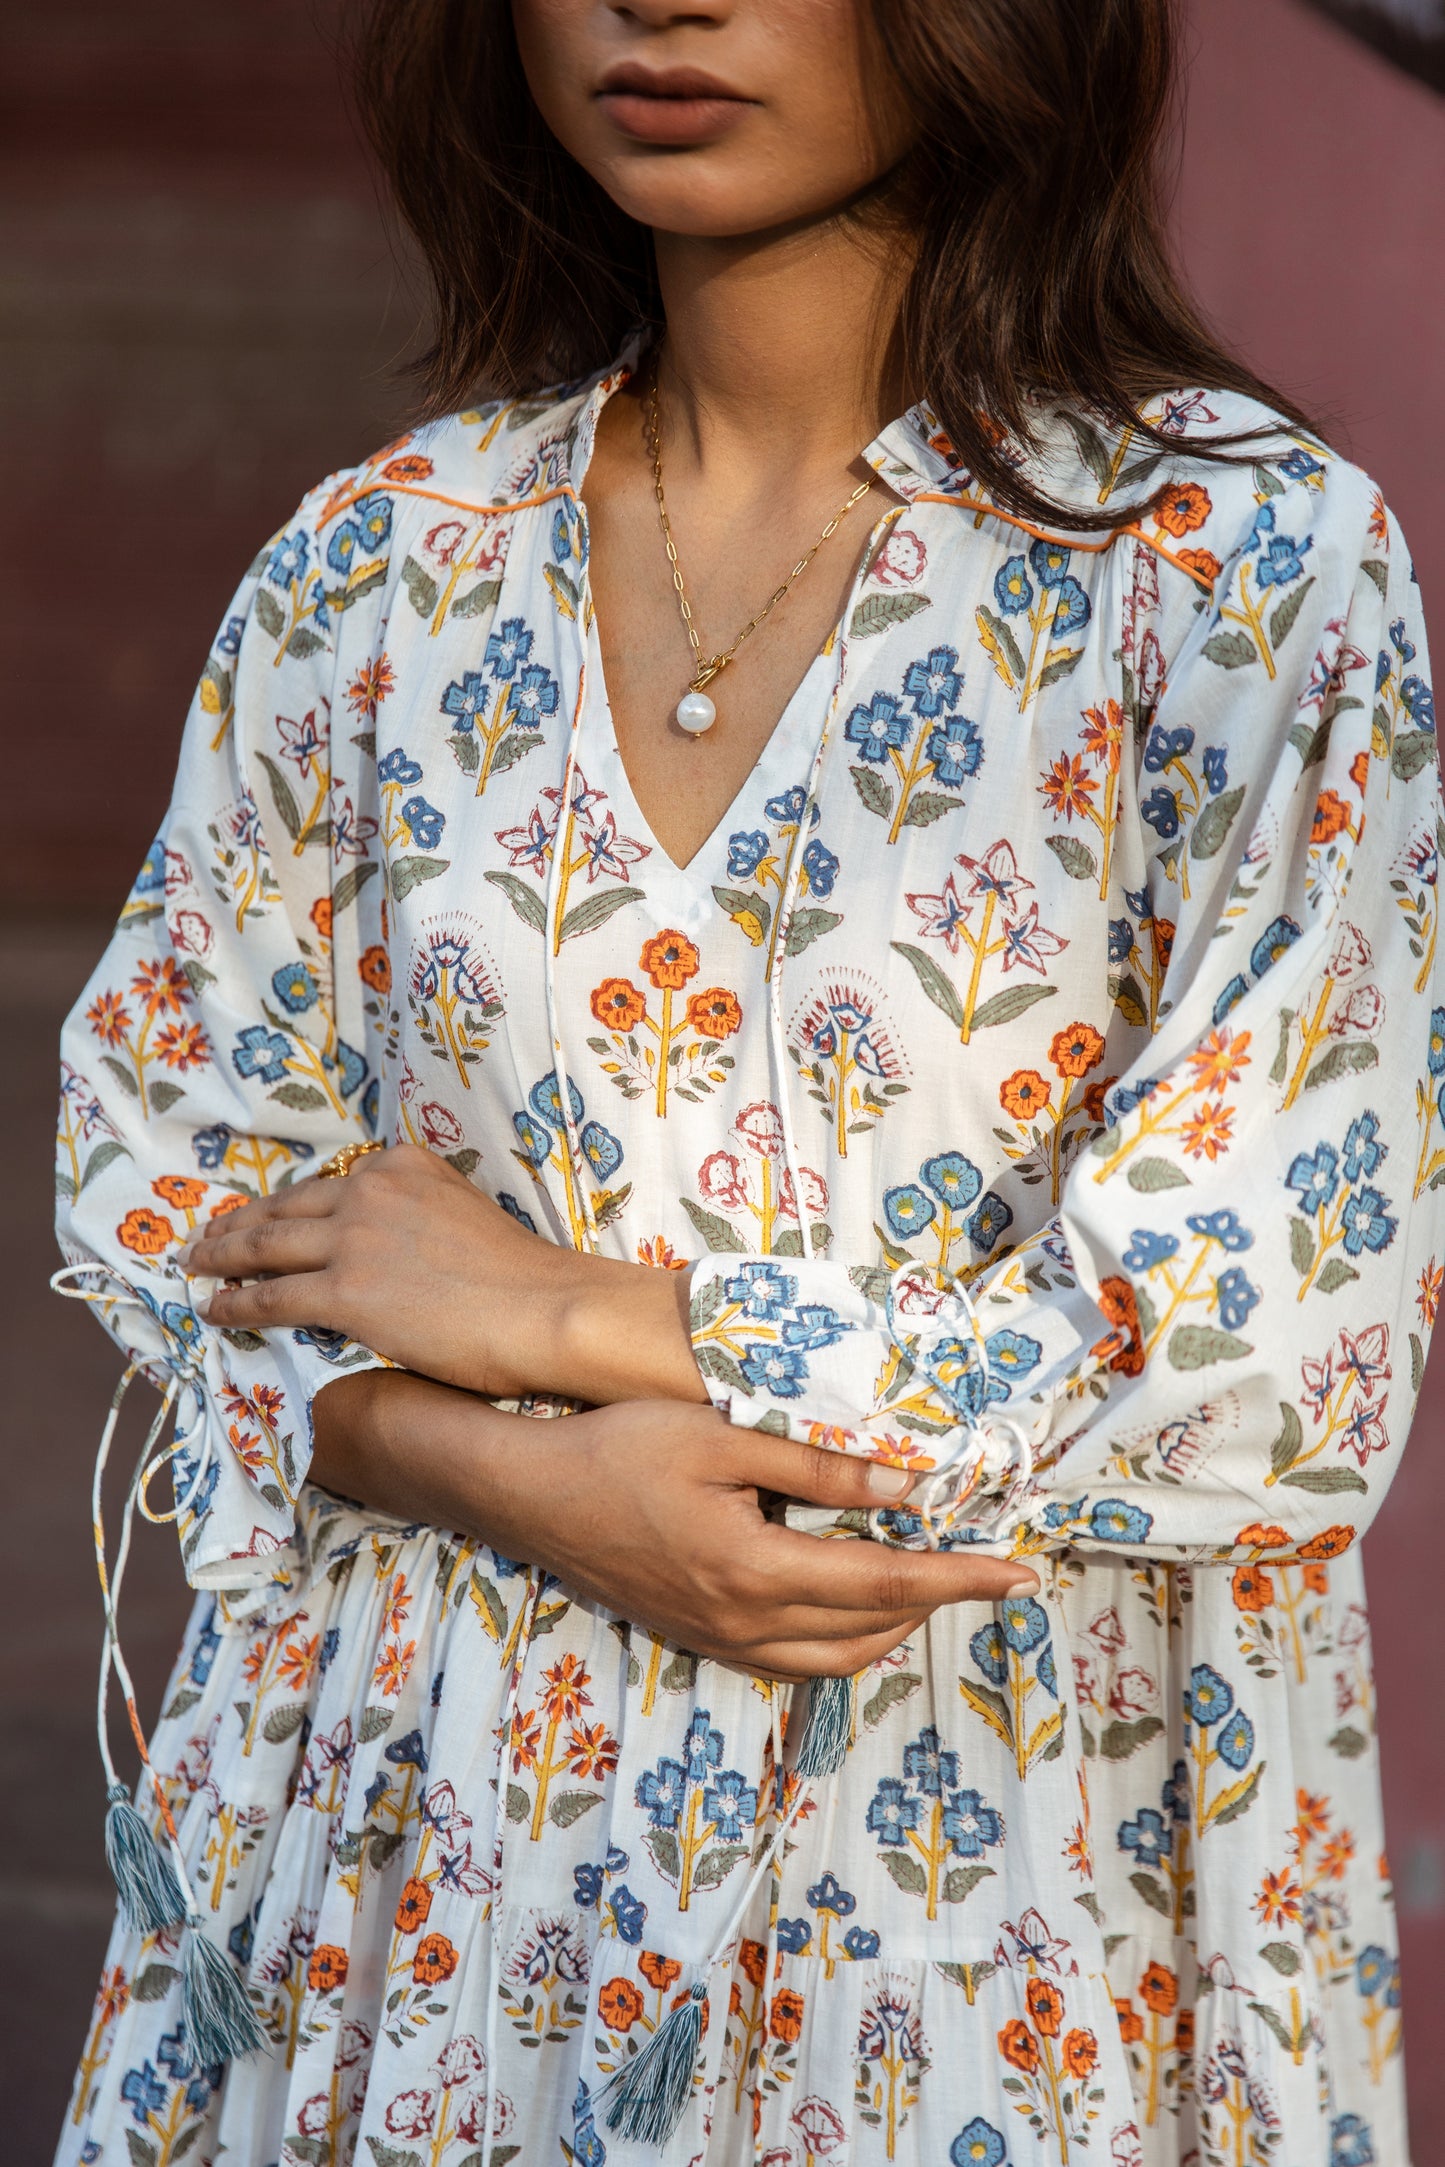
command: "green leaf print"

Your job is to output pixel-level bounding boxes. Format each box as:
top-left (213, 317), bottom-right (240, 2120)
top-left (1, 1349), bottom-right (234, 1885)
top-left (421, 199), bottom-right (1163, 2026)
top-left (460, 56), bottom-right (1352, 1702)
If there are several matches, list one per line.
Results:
top-left (1269, 1403), bottom-right (1304, 1478)
top-left (1268, 575), bottom-right (1315, 651)
top-left (559, 887), bottom-right (644, 943)
top-left (1201, 631), bottom-right (1258, 670)
top-left (333, 860), bottom-right (379, 916)
top-left (850, 766), bottom-right (895, 819)
top-left (941, 1864), bottom-right (995, 1904)
top-left (970, 983), bottom-right (1057, 1031)
top-left (1045, 834), bottom-right (1098, 882)
top-left (1167, 1324), bottom-right (1252, 1369)
top-left (1126, 1157), bottom-right (1191, 1194)
top-left (850, 591), bottom-right (932, 637)
top-left (451, 576), bottom-right (503, 619)
top-left (390, 855), bottom-right (450, 902)
top-left (1190, 785), bottom-right (1246, 861)
top-left (549, 1790), bottom-right (605, 1829)
top-left (256, 754), bottom-right (302, 842)
top-left (880, 1851), bottom-right (928, 1896)
top-left (485, 869), bottom-right (548, 933)
top-left (900, 790), bottom-right (965, 829)
top-left (1302, 1042), bottom-right (1378, 1092)
top-left (891, 942), bottom-right (964, 1028)
top-left (1278, 1466), bottom-right (1368, 1495)
top-left (1314, 1257), bottom-right (1361, 1295)
top-left (401, 555), bottom-right (440, 617)
top-left (784, 907), bottom-right (843, 956)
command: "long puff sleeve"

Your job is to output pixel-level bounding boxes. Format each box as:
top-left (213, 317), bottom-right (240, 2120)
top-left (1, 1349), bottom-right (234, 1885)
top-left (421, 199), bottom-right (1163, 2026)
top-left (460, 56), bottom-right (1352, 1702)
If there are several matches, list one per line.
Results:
top-left (57, 480), bottom-right (393, 1612)
top-left (689, 462), bottom-right (1441, 1571)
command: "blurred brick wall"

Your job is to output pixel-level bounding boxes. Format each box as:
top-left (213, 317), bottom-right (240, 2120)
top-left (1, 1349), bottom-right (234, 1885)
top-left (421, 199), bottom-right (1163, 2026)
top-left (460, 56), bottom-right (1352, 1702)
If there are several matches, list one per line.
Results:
top-left (1, 2), bottom-right (1441, 2160)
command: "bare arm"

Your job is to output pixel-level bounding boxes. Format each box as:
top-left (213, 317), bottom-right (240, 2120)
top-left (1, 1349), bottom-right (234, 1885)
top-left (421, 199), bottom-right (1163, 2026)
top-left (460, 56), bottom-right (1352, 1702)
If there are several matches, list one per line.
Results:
top-left (310, 1370), bottom-right (1038, 1679)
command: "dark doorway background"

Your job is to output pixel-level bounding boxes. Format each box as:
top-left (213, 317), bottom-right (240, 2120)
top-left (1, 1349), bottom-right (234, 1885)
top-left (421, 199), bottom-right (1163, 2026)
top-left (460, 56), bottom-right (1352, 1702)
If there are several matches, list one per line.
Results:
top-left (2, 2), bottom-right (1442, 2159)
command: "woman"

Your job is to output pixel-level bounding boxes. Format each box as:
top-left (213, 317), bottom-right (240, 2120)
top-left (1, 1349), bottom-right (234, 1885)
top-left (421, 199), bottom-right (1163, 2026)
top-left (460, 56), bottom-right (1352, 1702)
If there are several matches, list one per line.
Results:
top-left (56, 2), bottom-right (1436, 2162)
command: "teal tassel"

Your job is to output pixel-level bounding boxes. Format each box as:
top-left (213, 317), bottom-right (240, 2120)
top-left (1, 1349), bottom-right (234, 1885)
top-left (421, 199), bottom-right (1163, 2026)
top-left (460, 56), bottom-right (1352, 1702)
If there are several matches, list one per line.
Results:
top-left (181, 1919), bottom-right (268, 2066)
top-left (602, 1979), bottom-right (707, 2144)
top-left (104, 1784), bottom-right (185, 1934)
top-left (794, 1673), bottom-right (855, 1778)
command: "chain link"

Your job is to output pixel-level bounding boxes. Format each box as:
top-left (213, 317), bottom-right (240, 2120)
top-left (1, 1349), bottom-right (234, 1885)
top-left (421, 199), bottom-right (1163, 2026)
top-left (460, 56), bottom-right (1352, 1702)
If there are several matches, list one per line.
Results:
top-left (646, 356), bottom-right (873, 697)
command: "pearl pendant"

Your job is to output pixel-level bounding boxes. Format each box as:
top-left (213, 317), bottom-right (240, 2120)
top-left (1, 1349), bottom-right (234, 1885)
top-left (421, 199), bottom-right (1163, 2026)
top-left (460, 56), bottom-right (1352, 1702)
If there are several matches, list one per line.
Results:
top-left (675, 688), bottom-right (717, 735)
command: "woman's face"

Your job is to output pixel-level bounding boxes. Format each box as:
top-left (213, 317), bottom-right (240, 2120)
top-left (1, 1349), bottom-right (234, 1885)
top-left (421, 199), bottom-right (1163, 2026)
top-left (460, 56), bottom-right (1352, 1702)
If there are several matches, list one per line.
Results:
top-left (512, 0), bottom-right (918, 240)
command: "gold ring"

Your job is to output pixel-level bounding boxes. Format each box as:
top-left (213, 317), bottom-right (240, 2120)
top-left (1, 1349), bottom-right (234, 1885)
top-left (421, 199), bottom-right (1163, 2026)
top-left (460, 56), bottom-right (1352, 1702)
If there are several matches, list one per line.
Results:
top-left (316, 1141), bottom-right (385, 1180)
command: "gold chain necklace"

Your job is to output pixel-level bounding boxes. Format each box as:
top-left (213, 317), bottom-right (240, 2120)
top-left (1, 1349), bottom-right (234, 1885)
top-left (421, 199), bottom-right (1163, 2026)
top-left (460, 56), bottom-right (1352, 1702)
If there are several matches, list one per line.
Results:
top-left (646, 360), bottom-right (873, 736)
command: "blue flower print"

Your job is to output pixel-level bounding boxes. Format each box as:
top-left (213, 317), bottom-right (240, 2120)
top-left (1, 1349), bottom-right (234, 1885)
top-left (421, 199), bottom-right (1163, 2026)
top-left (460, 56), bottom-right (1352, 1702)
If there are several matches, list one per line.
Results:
top-left (845, 690), bottom-right (909, 762)
top-left (1213, 973), bottom-right (1249, 1025)
top-left (377, 747), bottom-right (423, 786)
top-left (724, 1261), bottom-right (797, 1319)
top-left (1143, 724), bottom-right (1195, 773)
top-left (1049, 576), bottom-right (1091, 640)
top-left (807, 1872), bottom-right (856, 1917)
top-left (1028, 538), bottom-right (1072, 590)
top-left (580, 1121), bottom-right (622, 1179)
top-left (485, 616), bottom-right (534, 680)
top-left (1279, 446), bottom-right (1326, 483)
top-left (1141, 786), bottom-right (1181, 839)
top-left (703, 1768), bottom-right (759, 1841)
top-left (1251, 502), bottom-right (1313, 589)
top-left (984, 1328), bottom-right (1042, 1388)
top-left (351, 490), bottom-right (392, 554)
top-left (903, 644), bottom-right (963, 717)
top-left (780, 1304), bottom-right (846, 1352)
top-left (1215, 1268), bottom-right (1261, 1331)
top-left (441, 671), bottom-right (487, 730)
top-left (999, 1596), bottom-right (1049, 1654)
top-left (925, 713), bottom-right (984, 789)
top-left (1123, 1228), bottom-right (1180, 1273)
top-left (1375, 650), bottom-right (1392, 695)
top-left (530, 1071), bottom-right (585, 1129)
top-left (994, 555), bottom-right (1033, 616)
top-left (1202, 744), bottom-right (1229, 795)
top-left (232, 1023), bottom-right (291, 1084)
top-left (1329, 2114), bottom-right (1375, 2167)
top-left (1342, 1186), bottom-right (1397, 1256)
top-left (942, 1790), bottom-right (1005, 1857)
top-left (498, 1192), bottom-right (537, 1232)
top-left (1186, 1664), bottom-right (1234, 1727)
top-left (969, 1622), bottom-right (1007, 1687)
top-left (1402, 674), bottom-right (1435, 730)
top-left (884, 1183), bottom-right (936, 1240)
top-left (189, 1609), bottom-right (221, 1687)
top-left (505, 662), bottom-right (561, 727)
top-left (727, 829), bottom-right (769, 879)
top-left (401, 796), bottom-right (446, 850)
top-left (903, 1726), bottom-right (961, 1797)
top-left (764, 785), bottom-right (809, 827)
top-left (1036, 1647), bottom-right (1058, 1698)
top-left (1288, 1142), bottom-right (1340, 1213)
top-left (1354, 1946), bottom-right (1390, 1998)
top-left (1428, 1007), bottom-right (1445, 1077)
top-left (1118, 1805), bottom-right (1172, 1868)
top-left (571, 2081), bottom-right (607, 2167)
top-left (1216, 1709), bottom-right (1255, 1770)
top-left (133, 837), bottom-right (166, 897)
top-left (1186, 1209), bottom-right (1253, 1252)
top-left (1250, 914), bottom-right (1302, 978)
top-left (775, 1917), bottom-right (812, 1954)
top-left (866, 1776), bottom-right (923, 1846)
top-left (120, 2062), bottom-right (167, 2125)
top-left (1389, 615), bottom-right (1417, 664)
top-left (967, 1191), bottom-right (1013, 1252)
top-left (326, 519), bottom-right (365, 576)
top-left (157, 2028), bottom-right (220, 2114)
top-left (265, 529), bottom-right (310, 588)
top-left (1343, 1110), bottom-right (1384, 1182)
top-left (609, 1886), bottom-right (646, 1944)
top-left (1162, 1758), bottom-right (1191, 1827)
top-left (801, 838), bottom-right (839, 898)
top-left (512, 1111), bottom-right (552, 1168)
top-left (1088, 1499), bottom-right (1154, 1544)
top-left (843, 1926), bottom-right (881, 1959)
top-left (215, 613), bottom-right (247, 657)
top-left (636, 1758), bottom-right (687, 1829)
top-left (920, 1151), bottom-right (982, 1211)
top-left (385, 1729), bottom-right (429, 1770)
top-left (1108, 917), bottom-right (1136, 964)
top-left (574, 1860), bottom-right (606, 1908)
top-left (327, 1038), bottom-right (367, 1100)
top-left (740, 1343), bottom-right (809, 1397)
top-left (952, 2119), bottom-right (1009, 2167)
top-left (682, 1710), bottom-right (724, 1783)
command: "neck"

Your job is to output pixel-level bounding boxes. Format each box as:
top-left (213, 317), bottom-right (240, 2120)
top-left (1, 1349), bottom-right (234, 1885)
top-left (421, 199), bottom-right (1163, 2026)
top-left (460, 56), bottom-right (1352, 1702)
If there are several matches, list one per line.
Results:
top-left (650, 206), bottom-right (916, 479)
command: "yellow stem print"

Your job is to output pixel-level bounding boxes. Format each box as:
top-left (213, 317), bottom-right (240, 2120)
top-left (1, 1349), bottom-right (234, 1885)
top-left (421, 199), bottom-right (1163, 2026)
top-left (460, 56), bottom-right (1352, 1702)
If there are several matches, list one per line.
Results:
top-left (959, 890), bottom-right (1000, 1046)
top-left (1281, 982), bottom-right (1335, 1110)
top-left (1142, 1244), bottom-right (1213, 1361)
top-left (1098, 422), bottom-right (1137, 505)
top-left (654, 987), bottom-right (674, 1120)
top-left (763, 815), bottom-right (805, 984)
top-left (1218, 570), bottom-right (1278, 682)
top-left (641, 1634), bottom-right (664, 1716)
top-left (1040, 2026), bottom-right (1070, 2166)
top-left (1295, 1189), bottom-right (1349, 1303)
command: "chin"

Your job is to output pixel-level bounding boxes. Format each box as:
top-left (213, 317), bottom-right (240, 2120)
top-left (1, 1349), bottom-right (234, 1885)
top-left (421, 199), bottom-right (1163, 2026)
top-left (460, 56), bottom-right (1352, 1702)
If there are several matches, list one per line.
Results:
top-left (594, 159), bottom-right (853, 246)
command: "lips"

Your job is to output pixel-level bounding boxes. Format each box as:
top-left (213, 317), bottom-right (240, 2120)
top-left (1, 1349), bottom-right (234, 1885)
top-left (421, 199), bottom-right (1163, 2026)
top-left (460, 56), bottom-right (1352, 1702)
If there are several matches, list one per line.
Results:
top-left (596, 62), bottom-right (755, 146)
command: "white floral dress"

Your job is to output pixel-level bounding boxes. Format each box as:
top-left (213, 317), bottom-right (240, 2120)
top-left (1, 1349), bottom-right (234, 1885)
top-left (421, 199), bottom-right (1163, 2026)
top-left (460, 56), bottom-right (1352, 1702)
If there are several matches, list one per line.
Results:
top-left (56, 351), bottom-right (1440, 2167)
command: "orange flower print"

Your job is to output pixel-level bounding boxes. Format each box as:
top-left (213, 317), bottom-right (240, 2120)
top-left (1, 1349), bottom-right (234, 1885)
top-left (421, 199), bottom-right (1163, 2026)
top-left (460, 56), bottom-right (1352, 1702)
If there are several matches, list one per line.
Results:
top-left (382, 454), bottom-right (434, 483)
top-left (1177, 546), bottom-right (1223, 583)
top-left (1349, 749), bottom-right (1370, 793)
top-left (1416, 1258), bottom-right (1442, 1330)
top-left (1155, 481), bottom-right (1211, 536)
top-left (1178, 1100), bottom-right (1234, 1162)
top-left (1174, 2008), bottom-right (1195, 2055)
top-left (373, 1639), bottom-right (418, 1697)
top-left (737, 1940), bottom-right (767, 1992)
top-left (599, 1977), bottom-right (645, 2032)
top-left (1296, 1790), bottom-right (1331, 1841)
top-left (998, 2018), bottom-right (1039, 2074)
top-left (591, 978), bottom-right (647, 1031)
top-left (685, 987), bottom-right (742, 1041)
top-left (412, 1933), bottom-right (458, 1986)
top-left (541, 1654), bottom-right (592, 1723)
top-left (1236, 1522), bottom-right (1289, 1550)
top-left (86, 990), bottom-right (132, 1046)
top-left (1040, 752), bottom-right (1099, 821)
top-left (1231, 1563), bottom-right (1275, 1613)
top-left (770, 1988), bottom-right (805, 2043)
top-left (1311, 789), bottom-right (1351, 843)
top-left (1187, 1027), bottom-right (1250, 1092)
top-left (395, 1878), bottom-right (433, 1933)
top-left (637, 1235), bottom-right (686, 1269)
top-left (118, 1206), bottom-right (175, 1256)
top-left (566, 1722), bottom-right (620, 1780)
top-left (1254, 1868), bottom-right (1303, 1927)
top-left (1000, 1069), bottom-right (1051, 1120)
top-left (1139, 1963), bottom-right (1177, 2016)
top-left (639, 931), bottom-right (700, 990)
top-left (1114, 1997), bottom-right (1144, 2045)
top-left (152, 1175), bottom-right (208, 1211)
top-left (1300, 1560), bottom-right (1329, 1594)
top-left (1321, 1830), bottom-right (1355, 1880)
top-left (310, 896), bottom-right (333, 943)
top-left (347, 653), bottom-right (397, 719)
top-left (156, 1022), bottom-right (211, 1071)
top-left (1080, 698), bottom-right (1125, 771)
top-left (1050, 1021), bottom-right (1106, 1077)
top-left (131, 957), bottom-right (191, 1017)
top-left (1299, 1525), bottom-right (1355, 1560)
top-left (307, 1944), bottom-right (348, 1992)
top-left (1026, 1978), bottom-right (1063, 2036)
top-left (1091, 1274), bottom-right (1144, 1377)
top-left (359, 944), bottom-right (392, 994)
top-left (1062, 2027), bottom-right (1098, 2077)
top-left (277, 1634), bottom-right (319, 1692)
top-left (209, 1192), bottom-right (247, 1220)
top-left (1153, 917), bottom-right (1175, 973)
top-left (640, 1951), bottom-right (683, 1993)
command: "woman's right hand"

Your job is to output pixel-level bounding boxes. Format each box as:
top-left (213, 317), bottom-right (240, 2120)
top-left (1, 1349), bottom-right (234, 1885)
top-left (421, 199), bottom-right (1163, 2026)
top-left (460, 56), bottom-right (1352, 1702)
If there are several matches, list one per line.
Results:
top-left (311, 1373), bottom-right (1040, 1681)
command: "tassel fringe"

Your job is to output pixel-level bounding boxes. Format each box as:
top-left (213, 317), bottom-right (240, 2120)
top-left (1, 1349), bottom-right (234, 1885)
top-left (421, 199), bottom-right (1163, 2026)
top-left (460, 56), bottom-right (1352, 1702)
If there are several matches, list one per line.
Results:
top-left (104, 1784), bottom-right (186, 1934)
top-left (602, 1980), bottom-right (707, 2144)
top-left (181, 1920), bottom-right (268, 2065)
top-left (794, 1672), bottom-right (856, 1778)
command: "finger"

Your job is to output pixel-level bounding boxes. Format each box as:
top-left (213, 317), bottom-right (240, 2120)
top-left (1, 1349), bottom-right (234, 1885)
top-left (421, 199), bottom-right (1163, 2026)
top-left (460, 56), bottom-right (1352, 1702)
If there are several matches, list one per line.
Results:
top-left (201, 1272), bottom-right (340, 1330)
top-left (729, 1432), bottom-right (930, 1515)
top-left (749, 1519), bottom-right (1040, 1611)
top-left (735, 1619), bottom-right (931, 1682)
top-left (185, 1215), bottom-right (336, 1283)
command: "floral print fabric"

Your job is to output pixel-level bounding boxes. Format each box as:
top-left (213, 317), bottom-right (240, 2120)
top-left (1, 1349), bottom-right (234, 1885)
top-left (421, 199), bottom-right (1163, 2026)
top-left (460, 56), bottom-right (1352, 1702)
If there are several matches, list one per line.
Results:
top-left (56, 354), bottom-right (1437, 2167)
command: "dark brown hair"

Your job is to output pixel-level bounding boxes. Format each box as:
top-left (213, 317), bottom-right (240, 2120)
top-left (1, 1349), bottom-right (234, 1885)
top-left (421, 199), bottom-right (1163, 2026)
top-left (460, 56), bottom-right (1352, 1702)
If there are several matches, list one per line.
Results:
top-left (352, 0), bottom-right (1315, 530)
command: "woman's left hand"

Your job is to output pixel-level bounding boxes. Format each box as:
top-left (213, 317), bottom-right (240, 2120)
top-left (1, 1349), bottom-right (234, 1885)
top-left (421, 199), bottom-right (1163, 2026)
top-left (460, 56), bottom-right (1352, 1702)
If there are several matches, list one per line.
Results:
top-left (180, 1143), bottom-right (707, 1406)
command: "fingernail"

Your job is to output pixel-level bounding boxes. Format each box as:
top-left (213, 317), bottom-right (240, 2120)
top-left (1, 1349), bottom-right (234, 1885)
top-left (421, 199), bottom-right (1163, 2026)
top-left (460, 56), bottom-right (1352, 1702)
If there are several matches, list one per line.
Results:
top-left (174, 1241), bottom-right (195, 1270)
top-left (865, 1462), bottom-right (913, 1500)
top-left (1005, 1573), bottom-right (1041, 1594)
